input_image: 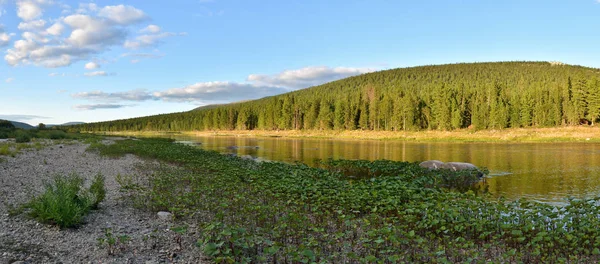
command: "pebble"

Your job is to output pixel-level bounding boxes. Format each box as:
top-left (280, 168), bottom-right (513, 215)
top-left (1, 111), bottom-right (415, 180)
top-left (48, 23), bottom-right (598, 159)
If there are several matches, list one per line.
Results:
top-left (0, 140), bottom-right (205, 263)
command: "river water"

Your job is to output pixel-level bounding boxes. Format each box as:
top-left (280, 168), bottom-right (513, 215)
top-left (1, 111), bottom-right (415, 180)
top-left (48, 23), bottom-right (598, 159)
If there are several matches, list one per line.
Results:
top-left (167, 135), bottom-right (600, 203)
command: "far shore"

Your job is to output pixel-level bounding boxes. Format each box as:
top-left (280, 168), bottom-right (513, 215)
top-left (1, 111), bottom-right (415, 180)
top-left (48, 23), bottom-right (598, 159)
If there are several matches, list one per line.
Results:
top-left (87, 126), bottom-right (600, 143)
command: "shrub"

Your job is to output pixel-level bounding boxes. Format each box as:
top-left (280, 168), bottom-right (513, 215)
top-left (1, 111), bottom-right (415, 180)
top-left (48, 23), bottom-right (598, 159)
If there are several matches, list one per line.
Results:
top-left (89, 173), bottom-right (106, 209)
top-left (15, 133), bottom-right (31, 143)
top-left (48, 130), bottom-right (68, 139)
top-left (24, 173), bottom-right (105, 228)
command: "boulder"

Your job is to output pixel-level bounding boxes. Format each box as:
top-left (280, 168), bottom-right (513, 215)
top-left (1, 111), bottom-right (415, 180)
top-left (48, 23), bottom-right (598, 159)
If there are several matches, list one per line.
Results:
top-left (441, 162), bottom-right (479, 171)
top-left (418, 160), bottom-right (445, 170)
top-left (419, 160), bottom-right (484, 177)
top-left (157, 211), bottom-right (173, 221)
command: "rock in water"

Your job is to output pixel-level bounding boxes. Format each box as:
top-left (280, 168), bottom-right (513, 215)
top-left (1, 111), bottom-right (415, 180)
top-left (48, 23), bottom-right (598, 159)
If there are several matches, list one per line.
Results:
top-left (157, 211), bottom-right (173, 221)
top-left (442, 162), bottom-right (479, 171)
top-left (418, 160), bottom-right (445, 170)
top-left (419, 160), bottom-right (484, 177)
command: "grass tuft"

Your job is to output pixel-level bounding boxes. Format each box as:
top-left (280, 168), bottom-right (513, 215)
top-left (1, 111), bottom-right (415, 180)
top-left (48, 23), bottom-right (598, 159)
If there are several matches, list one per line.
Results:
top-left (23, 173), bottom-right (105, 228)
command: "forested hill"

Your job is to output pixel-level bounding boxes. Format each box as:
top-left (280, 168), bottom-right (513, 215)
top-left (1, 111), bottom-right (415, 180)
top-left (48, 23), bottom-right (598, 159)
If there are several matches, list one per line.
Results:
top-left (71, 61), bottom-right (600, 132)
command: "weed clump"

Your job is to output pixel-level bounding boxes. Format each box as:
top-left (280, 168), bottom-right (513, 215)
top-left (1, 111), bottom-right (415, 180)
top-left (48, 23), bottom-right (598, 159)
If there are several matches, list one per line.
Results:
top-left (15, 132), bottom-right (31, 143)
top-left (23, 173), bottom-right (106, 228)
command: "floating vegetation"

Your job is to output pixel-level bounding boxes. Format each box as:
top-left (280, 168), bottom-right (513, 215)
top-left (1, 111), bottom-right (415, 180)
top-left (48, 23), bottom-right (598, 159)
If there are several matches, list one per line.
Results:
top-left (96, 138), bottom-right (600, 263)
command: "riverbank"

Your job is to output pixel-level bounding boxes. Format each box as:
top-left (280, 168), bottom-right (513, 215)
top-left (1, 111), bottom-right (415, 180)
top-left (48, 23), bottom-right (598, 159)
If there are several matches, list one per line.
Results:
top-left (0, 139), bottom-right (206, 263)
top-left (4, 137), bottom-right (600, 262)
top-left (82, 137), bottom-right (600, 262)
top-left (91, 126), bottom-right (600, 142)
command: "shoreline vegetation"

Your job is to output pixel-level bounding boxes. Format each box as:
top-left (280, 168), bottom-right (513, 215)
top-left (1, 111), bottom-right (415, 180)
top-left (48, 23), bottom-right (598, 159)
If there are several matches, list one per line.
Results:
top-left (91, 137), bottom-right (600, 262)
top-left (94, 126), bottom-right (600, 142)
top-left (4, 133), bottom-right (600, 262)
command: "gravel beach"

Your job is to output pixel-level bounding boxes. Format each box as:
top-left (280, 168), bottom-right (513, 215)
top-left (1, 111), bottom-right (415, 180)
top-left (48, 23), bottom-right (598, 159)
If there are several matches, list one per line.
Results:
top-left (0, 140), bottom-right (207, 263)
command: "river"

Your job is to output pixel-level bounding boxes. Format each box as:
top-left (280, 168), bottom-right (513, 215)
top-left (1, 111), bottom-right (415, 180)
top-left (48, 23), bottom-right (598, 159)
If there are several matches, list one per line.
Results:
top-left (166, 135), bottom-right (600, 203)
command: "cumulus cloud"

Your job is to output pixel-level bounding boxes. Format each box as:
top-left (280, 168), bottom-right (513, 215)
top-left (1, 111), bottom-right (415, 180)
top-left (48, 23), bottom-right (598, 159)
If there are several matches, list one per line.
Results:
top-left (5, 3), bottom-right (174, 68)
top-left (84, 61), bottom-right (99, 69)
top-left (74, 104), bottom-right (132, 110)
top-left (141, 24), bottom-right (160, 33)
top-left (63, 14), bottom-right (127, 48)
top-left (0, 26), bottom-right (10, 46)
top-left (5, 77), bottom-right (14, 83)
top-left (97, 5), bottom-right (146, 25)
top-left (83, 71), bottom-right (108, 77)
top-left (17, 19), bottom-right (46, 31)
top-left (46, 22), bottom-right (64, 36)
top-left (247, 66), bottom-right (376, 89)
top-left (16, 0), bottom-right (50, 21)
top-left (72, 89), bottom-right (155, 102)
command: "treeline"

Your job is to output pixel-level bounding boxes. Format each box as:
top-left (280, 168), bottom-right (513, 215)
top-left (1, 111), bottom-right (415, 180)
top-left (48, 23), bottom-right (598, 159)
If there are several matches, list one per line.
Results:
top-left (71, 62), bottom-right (600, 132)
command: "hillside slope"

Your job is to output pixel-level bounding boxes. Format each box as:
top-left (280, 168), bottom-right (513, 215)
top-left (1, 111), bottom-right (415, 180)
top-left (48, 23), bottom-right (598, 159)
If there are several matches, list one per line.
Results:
top-left (71, 61), bottom-right (600, 132)
top-left (9, 120), bottom-right (34, 130)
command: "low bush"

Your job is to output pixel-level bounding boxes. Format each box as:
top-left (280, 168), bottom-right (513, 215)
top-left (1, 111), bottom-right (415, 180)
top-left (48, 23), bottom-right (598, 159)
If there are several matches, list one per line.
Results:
top-left (48, 130), bottom-right (68, 139)
top-left (89, 173), bottom-right (106, 209)
top-left (15, 132), bottom-right (31, 143)
top-left (23, 173), bottom-right (106, 228)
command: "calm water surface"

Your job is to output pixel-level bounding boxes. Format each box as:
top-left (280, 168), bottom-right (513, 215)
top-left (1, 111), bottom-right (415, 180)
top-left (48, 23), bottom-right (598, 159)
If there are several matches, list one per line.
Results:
top-left (167, 135), bottom-right (600, 202)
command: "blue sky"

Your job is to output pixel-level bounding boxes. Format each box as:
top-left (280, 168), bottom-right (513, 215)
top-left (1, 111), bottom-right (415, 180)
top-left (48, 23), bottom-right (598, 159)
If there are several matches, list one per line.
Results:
top-left (1, 0), bottom-right (599, 125)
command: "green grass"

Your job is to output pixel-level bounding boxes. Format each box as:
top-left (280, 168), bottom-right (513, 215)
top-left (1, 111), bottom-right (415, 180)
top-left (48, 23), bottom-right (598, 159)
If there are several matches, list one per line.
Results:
top-left (0, 144), bottom-right (13, 156)
top-left (94, 138), bottom-right (600, 263)
top-left (22, 173), bottom-right (106, 228)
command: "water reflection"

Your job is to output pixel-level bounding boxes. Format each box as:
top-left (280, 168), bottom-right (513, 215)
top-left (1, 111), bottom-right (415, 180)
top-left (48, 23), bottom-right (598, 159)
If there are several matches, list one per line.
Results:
top-left (170, 135), bottom-right (600, 202)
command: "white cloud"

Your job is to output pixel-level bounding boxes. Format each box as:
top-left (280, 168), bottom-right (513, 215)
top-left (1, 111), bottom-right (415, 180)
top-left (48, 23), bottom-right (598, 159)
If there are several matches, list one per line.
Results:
top-left (83, 71), bottom-right (107, 77)
top-left (63, 14), bottom-right (126, 48)
top-left (72, 89), bottom-right (153, 102)
top-left (46, 22), bottom-right (64, 36)
top-left (247, 66), bottom-right (376, 89)
top-left (141, 24), bottom-right (160, 33)
top-left (5, 3), bottom-right (174, 68)
top-left (124, 30), bottom-right (185, 50)
top-left (75, 3), bottom-right (97, 14)
top-left (71, 65), bottom-right (376, 106)
top-left (98, 5), bottom-right (147, 25)
top-left (5, 77), bottom-right (14, 83)
top-left (72, 82), bottom-right (287, 104)
top-left (17, 19), bottom-right (46, 31)
top-left (0, 25), bottom-right (10, 46)
top-left (74, 104), bottom-right (132, 110)
top-left (153, 82), bottom-right (287, 102)
top-left (17, 0), bottom-right (51, 21)
top-left (48, 72), bottom-right (66, 77)
top-left (0, 114), bottom-right (48, 121)
top-left (84, 61), bottom-right (99, 69)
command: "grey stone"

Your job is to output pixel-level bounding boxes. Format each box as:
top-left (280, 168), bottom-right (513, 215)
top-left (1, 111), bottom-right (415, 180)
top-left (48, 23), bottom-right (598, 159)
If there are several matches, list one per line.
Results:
top-left (157, 211), bottom-right (173, 221)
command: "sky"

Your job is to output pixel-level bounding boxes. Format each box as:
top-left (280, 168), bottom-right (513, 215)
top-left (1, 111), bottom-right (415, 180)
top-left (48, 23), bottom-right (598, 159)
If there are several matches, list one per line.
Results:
top-left (1, 0), bottom-right (600, 125)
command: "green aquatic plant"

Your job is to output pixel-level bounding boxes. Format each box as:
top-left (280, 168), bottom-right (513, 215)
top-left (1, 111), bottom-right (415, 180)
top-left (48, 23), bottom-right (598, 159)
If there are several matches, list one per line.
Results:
top-left (95, 138), bottom-right (600, 262)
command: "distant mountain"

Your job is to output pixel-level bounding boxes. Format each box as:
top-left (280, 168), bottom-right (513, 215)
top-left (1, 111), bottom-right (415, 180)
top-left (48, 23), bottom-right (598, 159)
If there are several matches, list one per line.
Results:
top-left (9, 121), bottom-right (34, 129)
top-left (47, 122), bottom-right (86, 127)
